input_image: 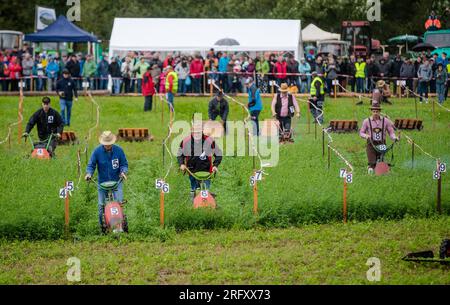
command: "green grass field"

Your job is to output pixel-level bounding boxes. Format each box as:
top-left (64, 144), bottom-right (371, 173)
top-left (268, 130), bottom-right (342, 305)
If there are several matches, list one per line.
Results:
top-left (0, 94), bottom-right (449, 284)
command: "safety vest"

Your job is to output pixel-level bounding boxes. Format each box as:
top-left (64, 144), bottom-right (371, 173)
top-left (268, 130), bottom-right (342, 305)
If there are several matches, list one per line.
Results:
top-left (310, 77), bottom-right (325, 96)
top-left (355, 62), bottom-right (366, 78)
top-left (447, 63), bottom-right (450, 74)
top-left (165, 71), bottom-right (178, 93)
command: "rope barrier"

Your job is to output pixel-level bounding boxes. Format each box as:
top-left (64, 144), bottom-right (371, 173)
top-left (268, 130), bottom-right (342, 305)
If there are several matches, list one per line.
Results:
top-left (157, 93), bottom-right (176, 180)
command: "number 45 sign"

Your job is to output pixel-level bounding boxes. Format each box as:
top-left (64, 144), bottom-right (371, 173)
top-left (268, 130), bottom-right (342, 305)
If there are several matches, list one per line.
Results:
top-left (59, 181), bottom-right (74, 199)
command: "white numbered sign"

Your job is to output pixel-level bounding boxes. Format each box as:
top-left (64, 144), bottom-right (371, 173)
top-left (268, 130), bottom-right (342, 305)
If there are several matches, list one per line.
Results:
top-left (373, 133), bottom-right (382, 141)
top-left (66, 181), bottom-right (74, 192)
top-left (207, 79), bottom-right (212, 84)
top-left (155, 179), bottom-right (163, 189)
top-left (59, 188), bottom-right (67, 199)
top-left (346, 173), bottom-right (353, 184)
top-left (162, 183), bottom-right (170, 193)
top-left (433, 171), bottom-right (441, 180)
top-left (339, 169), bottom-right (347, 178)
top-left (250, 176), bottom-right (255, 186)
top-left (37, 149), bottom-right (44, 156)
top-left (255, 171), bottom-right (263, 181)
top-left (110, 207), bottom-right (119, 215)
top-left (19, 81), bottom-right (26, 88)
top-left (201, 190), bottom-right (209, 198)
top-left (378, 145), bottom-right (387, 151)
top-left (438, 163), bottom-right (446, 173)
top-left (332, 79), bottom-right (339, 85)
top-left (82, 82), bottom-right (89, 88)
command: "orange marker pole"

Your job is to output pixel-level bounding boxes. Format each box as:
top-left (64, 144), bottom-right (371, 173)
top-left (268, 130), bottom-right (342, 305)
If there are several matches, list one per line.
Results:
top-left (334, 84), bottom-right (337, 99)
top-left (65, 181), bottom-right (70, 233)
top-left (160, 190), bottom-right (165, 228)
top-left (307, 101), bottom-right (311, 134)
top-left (343, 178), bottom-right (348, 224)
top-left (161, 95), bottom-right (164, 125)
top-left (17, 83), bottom-right (24, 144)
top-left (253, 178), bottom-right (258, 215)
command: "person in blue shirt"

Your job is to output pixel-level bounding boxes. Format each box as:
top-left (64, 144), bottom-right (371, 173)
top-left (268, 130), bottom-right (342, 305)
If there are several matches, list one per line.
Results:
top-left (218, 53), bottom-right (230, 93)
top-left (245, 77), bottom-right (263, 136)
top-left (85, 131), bottom-right (128, 231)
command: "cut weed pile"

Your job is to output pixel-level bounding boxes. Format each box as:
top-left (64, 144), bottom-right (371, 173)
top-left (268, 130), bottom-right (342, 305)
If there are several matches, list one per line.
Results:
top-left (0, 95), bottom-right (449, 240)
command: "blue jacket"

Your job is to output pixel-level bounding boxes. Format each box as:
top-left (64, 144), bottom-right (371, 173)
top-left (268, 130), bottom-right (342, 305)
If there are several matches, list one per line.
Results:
top-left (86, 145), bottom-right (128, 184)
top-left (247, 84), bottom-right (263, 111)
top-left (218, 57), bottom-right (229, 73)
top-left (46, 61), bottom-right (60, 78)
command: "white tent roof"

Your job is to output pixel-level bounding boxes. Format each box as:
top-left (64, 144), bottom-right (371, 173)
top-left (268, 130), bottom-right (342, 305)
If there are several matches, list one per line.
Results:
top-left (109, 18), bottom-right (303, 58)
top-left (301, 23), bottom-right (340, 42)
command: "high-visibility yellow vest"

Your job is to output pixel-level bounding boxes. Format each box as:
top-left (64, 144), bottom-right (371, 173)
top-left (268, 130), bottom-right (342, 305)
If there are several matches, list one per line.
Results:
top-left (310, 77), bottom-right (325, 96)
top-left (447, 63), bottom-right (450, 73)
top-left (355, 62), bottom-right (366, 78)
top-left (165, 71), bottom-right (178, 93)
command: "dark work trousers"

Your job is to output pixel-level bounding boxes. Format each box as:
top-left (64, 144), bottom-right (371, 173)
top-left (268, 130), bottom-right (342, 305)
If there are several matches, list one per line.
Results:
top-left (144, 95), bottom-right (153, 112)
top-left (250, 110), bottom-right (261, 136)
top-left (366, 140), bottom-right (384, 168)
top-left (210, 113), bottom-right (227, 134)
top-left (278, 116), bottom-right (292, 135)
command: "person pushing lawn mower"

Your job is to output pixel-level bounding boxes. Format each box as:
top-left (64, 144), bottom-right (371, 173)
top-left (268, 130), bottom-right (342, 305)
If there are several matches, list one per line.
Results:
top-left (271, 82), bottom-right (300, 142)
top-left (177, 122), bottom-right (222, 202)
top-left (23, 96), bottom-right (64, 158)
top-left (208, 90), bottom-right (229, 134)
top-left (359, 104), bottom-right (399, 175)
top-left (85, 131), bottom-right (129, 233)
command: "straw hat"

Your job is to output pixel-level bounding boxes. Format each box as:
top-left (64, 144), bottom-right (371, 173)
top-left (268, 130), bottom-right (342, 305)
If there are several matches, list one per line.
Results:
top-left (370, 104), bottom-right (382, 111)
top-left (279, 83), bottom-right (289, 93)
top-left (376, 80), bottom-right (385, 88)
top-left (99, 131), bottom-right (117, 145)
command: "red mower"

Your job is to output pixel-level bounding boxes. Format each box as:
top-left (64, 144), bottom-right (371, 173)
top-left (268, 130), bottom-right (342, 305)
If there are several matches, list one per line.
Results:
top-left (87, 177), bottom-right (128, 234)
top-left (24, 133), bottom-right (57, 159)
top-left (369, 139), bottom-right (397, 176)
top-left (187, 170), bottom-right (217, 209)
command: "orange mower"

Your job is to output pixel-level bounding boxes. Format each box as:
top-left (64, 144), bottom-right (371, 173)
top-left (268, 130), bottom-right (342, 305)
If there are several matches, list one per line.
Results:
top-left (186, 169), bottom-right (217, 209)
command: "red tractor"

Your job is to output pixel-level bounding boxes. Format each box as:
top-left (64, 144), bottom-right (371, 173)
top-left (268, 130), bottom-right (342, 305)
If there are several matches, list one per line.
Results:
top-left (341, 21), bottom-right (381, 57)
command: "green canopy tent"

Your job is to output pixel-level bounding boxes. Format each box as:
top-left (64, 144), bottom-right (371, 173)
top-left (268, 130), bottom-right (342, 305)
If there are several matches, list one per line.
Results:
top-left (387, 34), bottom-right (419, 53)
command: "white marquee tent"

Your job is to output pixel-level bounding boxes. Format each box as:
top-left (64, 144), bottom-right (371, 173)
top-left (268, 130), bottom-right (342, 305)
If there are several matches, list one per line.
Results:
top-left (301, 23), bottom-right (340, 43)
top-left (109, 18), bottom-right (303, 59)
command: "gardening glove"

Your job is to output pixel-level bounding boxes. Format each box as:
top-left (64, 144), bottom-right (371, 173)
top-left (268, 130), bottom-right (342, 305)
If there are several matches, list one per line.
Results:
top-left (120, 172), bottom-right (128, 180)
top-left (84, 174), bottom-right (92, 181)
top-left (22, 132), bottom-right (29, 138)
top-left (212, 166), bottom-right (218, 173)
top-left (56, 133), bottom-right (61, 138)
top-left (180, 164), bottom-right (187, 172)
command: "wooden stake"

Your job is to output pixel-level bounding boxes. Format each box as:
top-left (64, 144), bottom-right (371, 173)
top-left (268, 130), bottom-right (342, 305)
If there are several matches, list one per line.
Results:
top-left (322, 129), bottom-right (325, 157)
top-left (334, 84), bottom-right (337, 99)
top-left (307, 101), bottom-right (311, 134)
top-left (17, 83), bottom-right (24, 144)
top-left (160, 190), bottom-right (165, 227)
top-left (411, 140), bottom-right (415, 169)
top-left (314, 119), bottom-right (317, 140)
top-left (343, 178), bottom-right (348, 224)
top-left (414, 96), bottom-right (418, 119)
top-left (161, 95), bottom-right (164, 125)
top-left (253, 175), bottom-right (258, 215)
top-left (327, 145), bottom-right (331, 170)
top-left (65, 181), bottom-right (70, 233)
top-left (437, 174), bottom-right (442, 214)
top-left (432, 99), bottom-right (436, 130)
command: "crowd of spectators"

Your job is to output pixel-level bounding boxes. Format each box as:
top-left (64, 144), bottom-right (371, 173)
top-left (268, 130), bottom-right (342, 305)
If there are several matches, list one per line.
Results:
top-left (0, 44), bottom-right (449, 102)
